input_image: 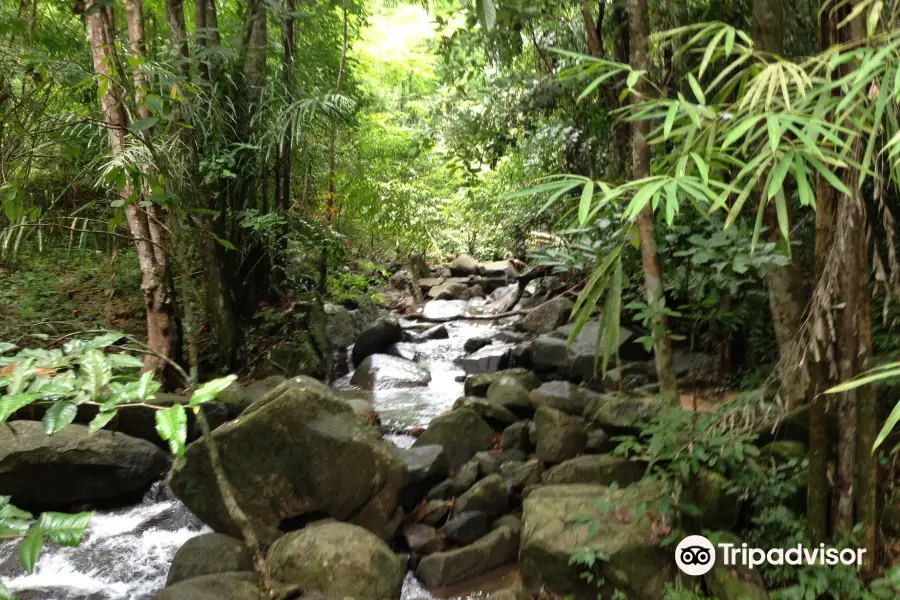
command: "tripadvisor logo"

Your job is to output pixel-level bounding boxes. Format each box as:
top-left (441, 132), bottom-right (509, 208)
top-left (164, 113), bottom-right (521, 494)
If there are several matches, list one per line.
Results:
top-left (675, 535), bottom-right (867, 576)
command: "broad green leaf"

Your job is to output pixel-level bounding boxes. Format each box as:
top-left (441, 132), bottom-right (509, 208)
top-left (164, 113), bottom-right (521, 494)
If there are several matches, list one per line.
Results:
top-left (0, 394), bottom-right (40, 424)
top-left (35, 511), bottom-right (93, 546)
top-left (475, 0), bottom-right (496, 31)
top-left (43, 401), bottom-right (78, 434)
top-left (19, 532), bottom-right (43, 573)
top-left (0, 343), bottom-right (17, 355)
top-left (155, 405), bottom-right (188, 457)
top-left (80, 350), bottom-right (112, 400)
top-left (136, 371), bottom-right (159, 402)
top-left (826, 367), bottom-right (900, 394)
top-left (105, 354), bottom-right (145, 369)
top-left (874, 399), bottom-right (900, 453)
top-left (189, 374), bottom-right (238, 406)
top-left (578, 181), bottom-right (594, 226)
top-left (88, 410), bottom-right (117, 435)
top-left (127, 116), bottom-right (159, 133)
top-left (7, 359), bottom-right (34, 394)
top-left (626, 70), bottom-right (640, 90)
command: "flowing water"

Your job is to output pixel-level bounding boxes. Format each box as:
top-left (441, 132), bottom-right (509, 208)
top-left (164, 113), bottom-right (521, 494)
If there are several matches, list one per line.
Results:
top-left (0, 297), bottom-right (515, 600)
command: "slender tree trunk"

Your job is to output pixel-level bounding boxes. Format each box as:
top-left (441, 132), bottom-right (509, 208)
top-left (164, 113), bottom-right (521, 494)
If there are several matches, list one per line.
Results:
top-left (579, 0), bottom-right (603, 57)
top-left (86, 0), bottom-right (179, 382)
top-left (752, 0), bottom-right (809, 410)
top-left (627, 0), bottom-right (679, 405)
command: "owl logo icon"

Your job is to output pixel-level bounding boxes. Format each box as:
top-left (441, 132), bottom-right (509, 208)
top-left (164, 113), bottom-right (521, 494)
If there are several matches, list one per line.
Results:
top-left (675, 535), bottom-right (716, 576)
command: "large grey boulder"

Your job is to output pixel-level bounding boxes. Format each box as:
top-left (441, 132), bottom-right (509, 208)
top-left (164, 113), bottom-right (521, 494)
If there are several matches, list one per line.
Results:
top-left (396, 444), bottom-right (449, 508)
top-left (464, 369), bottom-right (541, 397)
top-left (520, 484), bottom-right (675, 599)
top-left (486, 380), bottom-right (533, 417)
top-left (533, 406), bottom-right (587, 464)
top-left (531, 321), bottom-right (650, 382)
top-left (529, 381), bottom-right (604, 416)
top-left (266, 522), bottom-right (405, 600)
top-left (352, 315), bottom-right (402, 366)
top-left (452, 397), bottom-right (518, 427)
top-left (450, 253), bottom-right (479, 276)
top-left (584, 395), bottom-right (663, 432)
top-left (542, 455), bottom-right (644, 487)
top-left (415, 525), bottom-right (520, 588)
top-left (350, 354), bottom-right (431, 390)
top-left (412, 408), bottom-right (495, 470)
top-left (453, 474), bottom-right (509, 517)
top-left (166, 534), bottom-right (253, 586)
top-left (480, 260), bottom-right (518, 280)
top-left (517, 296), bottom-right (574, 334)
top-left (169, 378), bottom-right (407, 543)
top-left (461, 344), bottom-right (514, 375)
top-left (428, 281), bottom-right (468, 300)
top-left (325, 302), bottom-right (359, 349)
top-left (0, 421), bottom-right (168, 510)
top-left (155, 572), bottom-right (263, 600)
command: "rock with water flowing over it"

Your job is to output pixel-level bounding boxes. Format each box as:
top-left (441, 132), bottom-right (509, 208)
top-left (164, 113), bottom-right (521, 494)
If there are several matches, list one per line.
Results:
top-left (415, 525), bottom-right (520, 588)
top-left (450, 253), bottom-right (479, 276)
top-left (519, 484), bottom-right (675, 599)
top-left (533, 406), bottom-right (587, 464)
top-left (410, 323), bottom-right (450, 341)
top-left (541, 455), bottom-right (645, 487)
top-left (266, 522), bottom-right (405, 600)
top-left (529, 381), bottom-right (605, 416)
top-left (421, 299), bottom-right (471, 320)
top-left (166, 533), bottom-right (253, 586)
top-left (464, 368), bottom-right (542, 397)
top-left (461, 344), bottom-right (514, 375)
top-left (351, 315), bottom-right (402, 366)
top-left (412, 408), bottom-right (495, 470)
top-left (531, 320), bottom-right (649, 382)
top-left (0, 421), bottom-right (169, 510)
top-left (516, 296), bottom-right (574, 334)
top-left (350, 354), bottom-right (432, 390)
top-left (169, 378), bottom-right (408, 544)
top-left (155, 571), bottom-right (264, 600)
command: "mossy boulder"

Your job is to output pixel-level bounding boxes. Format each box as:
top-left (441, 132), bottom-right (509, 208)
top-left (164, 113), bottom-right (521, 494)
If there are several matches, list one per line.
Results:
top-left (682, 469), bottom-right (740, 532)
top-left (486, 380), bottom-right (533, 418)
top-left (352, 315), bottom-right (403, 367)
top-left (758, 440), bottom-right (807, 462)
top-left (533, 406), bottom-right (587, 464)
top-left (530, 381), bottom-right (605, 416)
top-left (0, 421), bottom-right (169, 510)
top-left (155, 572), bottom-right (263, 600)
top-left (703, 532), bottom-right (770, 600)
top-left (583, 395), bottom-right (663, 432)
top-left (166, 533), bottom-right (253, 586)
top-left (464, 369), bottom-right (541, 397)
top-left (517, 296), bottom-right (574, 334)
top-left (415, 525), bottom-right (520, 588)
top-left (454, 473), bottom-right (510, 517)
top-left (266, 522), bottom-right (405, 600)
top-left (452, 397), bottom-right (518, 427)
top-left (520, 484), bottom-right (675, 599)
top-left (169, 378), bottom-right (407, 544)
top-left (412, 408), bottom-right (495, 470)
top-left (542, 455), bottom-right (645, 487)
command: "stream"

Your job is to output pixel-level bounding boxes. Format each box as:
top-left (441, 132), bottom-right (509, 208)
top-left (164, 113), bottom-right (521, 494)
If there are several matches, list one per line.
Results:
top-left (0, 298), bottom-right (513, 600)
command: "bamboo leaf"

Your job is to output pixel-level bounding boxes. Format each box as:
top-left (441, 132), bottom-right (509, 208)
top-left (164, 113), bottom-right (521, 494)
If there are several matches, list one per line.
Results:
top-left (578, 181), bottom-right (595, 226)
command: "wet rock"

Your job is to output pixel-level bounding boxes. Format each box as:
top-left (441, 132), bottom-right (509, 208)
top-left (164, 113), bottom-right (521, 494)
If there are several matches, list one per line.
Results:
top-left (531, 321), bottom-right (649, 382)
top-left (267, 522), bottom-right (405, 600)
top-left (325, 302), bottom-right (359, 349)
top-left (464, 336), bottom-right (493, 353)
top-left (454, 474), bottom-right (509, 517)
top-left (419, 499), bottom-right (451, 526)
top-left (520, 484), bottom-right (675, 599)
top-left (412, 324), bottom-right (450, 341)
top-left (166, 533), bottom-right (252, 586)
top-left (517, 296), bottom-right (574, 334)
top-left (350, 354), bottom-right (432, 390)
top-left (0, 422), bottom-right (169, 510)
top-left (492, 514), bottom-right (523, 535)
top-left (542, 455), bottom-right (644, 487)
top-left (427, 458), bottom-right (481, 500)
top-left (413, 408), bottom-right (494, 470)
top-left (487, 284), bottom-right (520, 313)
top-left (533, 406), bottom-right (587, 464)
top-left (215, 382), bottom-right (252, 419)
top-left (584, 395), bottom-right (663, 433)
top-left (474, 449), bottom-right (527, 475)
top-left (452, 397), bottom-right (518, 427)
top-left (480, 260), bottom-right (518, 279)
top-left (439, 511), bottom-right (491, 545)
top-left (450, 253), bottom-right (479, 276)
top-left (419, 277), bottom-right (445, 292)
top-left (459, 285), bottom-right (486, 300)
top-left (501, 460), bottom-right (544, 491)
top-left (155, 572), bottom-right (263, 600)
top-left (464, 368), bottom-right (541, 397)
top-left (403, 523), bottom-right (446, 555)
top-left (351, 482), bottom-right (405, 541)
top-left (243, 376), bottom-right (285, 405)
top-left (461, 344), bottom-right (515, 375)
top-left (422, 299), bottom-right (470, 320)
top-left (351, 315), bottom-right (402, 366)
top-left (332, 388), bottom-right (376, 417)
top-left (501, 421), bottom-right (533, 452)
top-left (415, 525), bottom-right (520, 588)
top-left (529, 381), bottom-right (604, 416)
top-left (487, 379), bottom-right (533, 417)
top-left (170, 379), bottom-right (407, 543)
top-left (389, 270), bottom-right (412, 290)
top-left (385, 342), bottom-right (419, 362)
top-left (428, 281), bottom-right (468, 300)
top-left (397, 445), bottom-right (449, 508)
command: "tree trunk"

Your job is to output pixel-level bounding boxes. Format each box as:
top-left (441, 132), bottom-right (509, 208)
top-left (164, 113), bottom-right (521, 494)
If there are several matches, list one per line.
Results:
top-left (578, 0), bottom-right (603, 57)
top-left (627, 0), bottom-right (679, 406)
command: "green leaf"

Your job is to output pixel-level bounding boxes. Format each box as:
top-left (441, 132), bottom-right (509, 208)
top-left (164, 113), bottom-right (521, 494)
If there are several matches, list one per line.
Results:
top-left (0, 394), bottom-right (40, 424)
top-left (80, 350), bottom-right (112, 400)
top-left (874, 399), bottom-right (900, 453)
top-left (687, 74), bottom-right (705, 105)
top-left (724, 27), bottom-right (736, 57)
top-left (19, 532), bottom-right (43, 573)
top-left (43, 401), bottom-right (78, 434)
top-left (36, 511), bottom-right (93, 546)
top-left (105, 354), bottom-right (145, 369)
top-left (155, 405), bottom-right (188, 457)
top-left (578, 181), bottom-right (594, 226)
top-left (663, 103), bottom-right (678, 138)
top-left (127, 116), bottom-right (159, 133)
top-left (475, 0), bottom-right (496, 31)
top-left (0, 343), bottom-right (17, 355)
top-left (767, 152), bottom-right (793, 200)
top-left (135, 371), bottom-right (159, 402)
top-left (766, 117), bottom-right (781, 154)
top-left (189, 374), bottom-right (238, 406)
top-left (626, 70), bottom-right (641, 90)
top-left (88, 410), bottom-right (117, 435)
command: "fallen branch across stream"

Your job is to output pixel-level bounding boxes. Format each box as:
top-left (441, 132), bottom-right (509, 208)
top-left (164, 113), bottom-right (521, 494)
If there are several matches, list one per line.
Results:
top-left (402, 309), bottom-right (531, 323)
